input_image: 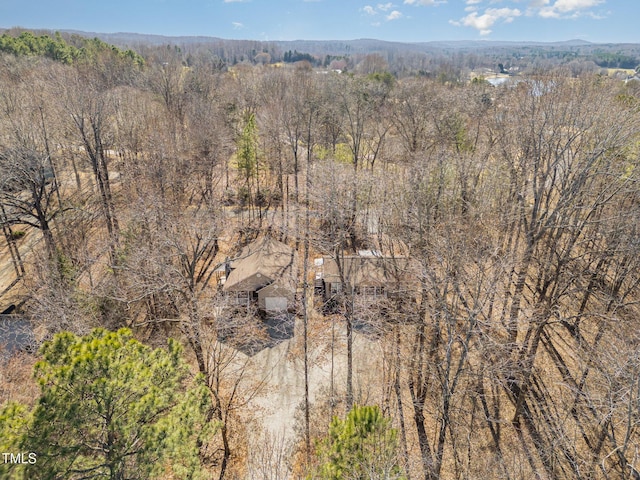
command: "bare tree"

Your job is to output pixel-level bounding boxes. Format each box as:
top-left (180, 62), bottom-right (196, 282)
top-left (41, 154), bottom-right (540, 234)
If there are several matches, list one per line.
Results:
top-left (60, 70), bottom-right (120, 266)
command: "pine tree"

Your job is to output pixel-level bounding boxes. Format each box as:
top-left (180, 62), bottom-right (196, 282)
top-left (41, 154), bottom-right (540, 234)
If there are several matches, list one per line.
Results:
top-left (312, 405), bottom-right (405, 480)
top-left (1, 328), bottom-right (214, 480)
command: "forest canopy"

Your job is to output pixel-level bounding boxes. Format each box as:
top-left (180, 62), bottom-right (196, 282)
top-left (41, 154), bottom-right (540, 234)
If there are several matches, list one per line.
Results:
top-left (0, 30), bottom-right (144, 66)
top-left (1, 28), bottom-right (640, 479)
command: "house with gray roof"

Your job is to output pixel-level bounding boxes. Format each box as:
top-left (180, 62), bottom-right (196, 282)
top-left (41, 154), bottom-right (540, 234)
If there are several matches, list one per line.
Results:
top-left (319, 252), bottom-right (416, 302)
top-left (222, 237), bottom-right (297, 312)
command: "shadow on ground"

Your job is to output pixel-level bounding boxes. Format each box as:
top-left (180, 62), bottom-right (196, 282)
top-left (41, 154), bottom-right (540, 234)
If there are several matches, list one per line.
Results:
top-left (0, 311), bottom-right (37, 361)
top-left (216, 312), bottom-right (295, 356)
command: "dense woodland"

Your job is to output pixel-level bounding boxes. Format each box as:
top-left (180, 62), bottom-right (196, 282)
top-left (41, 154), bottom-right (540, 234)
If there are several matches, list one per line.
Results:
top-left (1, 30), bottom-right (640, 479)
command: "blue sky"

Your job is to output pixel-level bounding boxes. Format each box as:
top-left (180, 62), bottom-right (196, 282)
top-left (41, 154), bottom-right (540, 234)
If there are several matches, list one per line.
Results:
top-left (0, 0), bottom-right (636, 43)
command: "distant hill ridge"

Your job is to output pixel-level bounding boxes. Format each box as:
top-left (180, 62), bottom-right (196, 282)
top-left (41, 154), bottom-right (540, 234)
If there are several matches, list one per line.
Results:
top-left (0, 27), bottom-right (608, 54)
top-left (2, 28), bottom-right (638, 71)
top-left (60, 30), bottom-right (598, 52)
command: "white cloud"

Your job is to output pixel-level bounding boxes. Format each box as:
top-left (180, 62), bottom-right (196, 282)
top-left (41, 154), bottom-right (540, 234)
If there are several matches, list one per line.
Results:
top-left (538, 6), bottom-right (560, 17)
top-left (403, 0), bottom-right (440, 5)
top-left (223, 0), bottom-right (249, 3)
top-left (363, 3), bottom-right (405, 21)
top-left (554, 0), bottom-right (603, 11)
top-left (232, 22), bottom-right (244, 29)
top-left (452, 7), bottom-right (522, 35)
top-left (466, 0), bottom-right (482, 4)
top-left (530, 0), bottom-right (605, 18)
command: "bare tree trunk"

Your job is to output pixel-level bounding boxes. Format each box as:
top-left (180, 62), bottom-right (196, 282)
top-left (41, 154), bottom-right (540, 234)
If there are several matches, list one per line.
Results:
top-left (345, 280), bottom-right (354, 411)
top-left (394, 325), bottom-right (411, 479)
top-left (0, 202), bottom-right (25, 279)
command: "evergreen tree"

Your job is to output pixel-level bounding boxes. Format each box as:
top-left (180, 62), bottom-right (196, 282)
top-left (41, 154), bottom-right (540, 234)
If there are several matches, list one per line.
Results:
top-left (312, 405), bottom-right (405, 480)
top-left (0, 31), bottom-right (144, 67)
top-left (1, 328), bottom-right (213, 480)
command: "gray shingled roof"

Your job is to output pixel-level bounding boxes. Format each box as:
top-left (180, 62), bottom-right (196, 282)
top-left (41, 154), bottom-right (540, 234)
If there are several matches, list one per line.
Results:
top-left (322, 255), bottom-right (415, 289)
top-left (223, 237), bottom-right (297, 292)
